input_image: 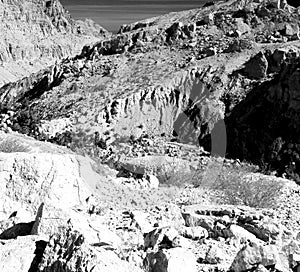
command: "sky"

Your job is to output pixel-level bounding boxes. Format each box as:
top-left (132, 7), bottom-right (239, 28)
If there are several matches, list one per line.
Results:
top-left (60, 0), bottom-right (211, 32)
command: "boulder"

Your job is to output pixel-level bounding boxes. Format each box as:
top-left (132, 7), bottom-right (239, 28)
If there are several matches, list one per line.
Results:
top-left (0, 236), bottom-right (37, 272)
top-left (284, 23), bottom-right (299, 38)
top-left (269, 48), bottom-right (287, 73)
top-left (0, 152), bottom-right (94, 217)
top-left (205, 244), bottom-right (226, 264)
top-left (179, 226), bottom-right (209, 240)
top-left (235, 18), bottom-right (251, 35)
top-left (144, 227), bottom-right (180, 250)
top-left (230, 225), bottom-right (262, 244)
top-left (144, 248), bottom-right (197, 272)
top-left (182, 212), bottom-right (215, 231)
top-left (131, 211), bottom-right (154, 234)
top-left (166, 22), bottom-right (183, 43)
top-left (87, 220), bottom-right (122, 249)
top-left (230, 244), bottom-right (289, 272)
top-left (243, 52), bottom-right (268, 79)
top-left (37, 227), bottom-right (141, 272)
top-left (241, 222), bottom-right (281, 242)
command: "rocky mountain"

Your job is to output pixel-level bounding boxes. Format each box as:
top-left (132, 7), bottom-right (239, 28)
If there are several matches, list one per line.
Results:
top-left (0, 0), bottom-right (109, 87)
top-left (0, 0), bottom-right (299, 179)
top-left (1, 0), bottom-right (300, 271)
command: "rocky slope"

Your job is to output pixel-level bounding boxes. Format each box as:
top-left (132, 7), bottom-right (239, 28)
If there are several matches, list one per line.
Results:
top-left (0, 0), bottom-right (299, 180)
top-left (0, 0), bottom-right (109, 87)
top-left (0, 132), bottom-right (300, 272)
top-left (1, 0), bottom-right (300, 271)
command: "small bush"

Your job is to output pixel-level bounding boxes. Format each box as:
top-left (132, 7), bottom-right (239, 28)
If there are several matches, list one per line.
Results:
top-left (213, 168), bottom-right (283, 208)
top-left (0, 138), bottom-right (30, 153)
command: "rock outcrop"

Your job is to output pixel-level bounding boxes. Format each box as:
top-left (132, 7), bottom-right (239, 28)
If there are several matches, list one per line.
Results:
top-left (0, 0), bottom-right (108, 87)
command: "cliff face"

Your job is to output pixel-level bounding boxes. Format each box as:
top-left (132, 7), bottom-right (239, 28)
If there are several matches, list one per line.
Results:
top-left (225, 46), bottom-right (300, 179)
top-left (0, 0), bottom-right (109, 87)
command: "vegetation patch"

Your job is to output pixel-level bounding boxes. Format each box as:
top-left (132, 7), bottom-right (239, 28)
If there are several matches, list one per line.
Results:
top-left (0, 138), bottom-right (30, 153)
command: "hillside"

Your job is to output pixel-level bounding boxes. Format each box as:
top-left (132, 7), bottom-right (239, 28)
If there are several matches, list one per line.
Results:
top-left (0, 0), bottom-right (300, 272)
top-left (0, 0), bottom-right (109, 87)
top-left (0, 0), bottom-right (299, 180)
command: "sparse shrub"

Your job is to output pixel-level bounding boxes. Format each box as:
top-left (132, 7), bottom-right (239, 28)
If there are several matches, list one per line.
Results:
top-left (153, 157), bottom-right (203, 187)
top-left (159, 167), bottom-right (202, 187)
top-left (213, 168), bottom-right (283, 208)
top-left (0, 138), bottom-right (30, 153)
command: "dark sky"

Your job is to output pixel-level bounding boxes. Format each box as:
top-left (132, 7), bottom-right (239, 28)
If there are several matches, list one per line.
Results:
top-left (60, 0), bottom-right (210, 32)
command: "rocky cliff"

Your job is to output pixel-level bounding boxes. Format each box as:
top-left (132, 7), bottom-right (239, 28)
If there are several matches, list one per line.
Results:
top-left (0, 0), bottom-right (109, 87)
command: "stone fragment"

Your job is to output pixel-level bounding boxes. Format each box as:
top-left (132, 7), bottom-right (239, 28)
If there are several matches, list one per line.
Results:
top-left (182, 212), bottom-right (215, 231)
top-left (179, 226), bottom-right (209, 240)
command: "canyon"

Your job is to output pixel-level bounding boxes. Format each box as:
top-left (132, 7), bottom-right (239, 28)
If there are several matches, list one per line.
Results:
top-left (0, 0), bottom-right (300, 271)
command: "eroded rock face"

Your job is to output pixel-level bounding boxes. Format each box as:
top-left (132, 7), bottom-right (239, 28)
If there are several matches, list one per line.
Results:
top-left (0, 0), bottom-right (108, 86)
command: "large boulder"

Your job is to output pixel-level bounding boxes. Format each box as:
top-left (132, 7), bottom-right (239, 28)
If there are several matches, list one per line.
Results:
top-left (0, 152), bottom-right (93, 219)
top-left (0, 236), bottom-right (38, 272)
top-left (0, 132), bottom-right (119, 243)
top-left (37, 227), bottom-right (141, 272)
top-left (230, 243), bottom-right (290, 272)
